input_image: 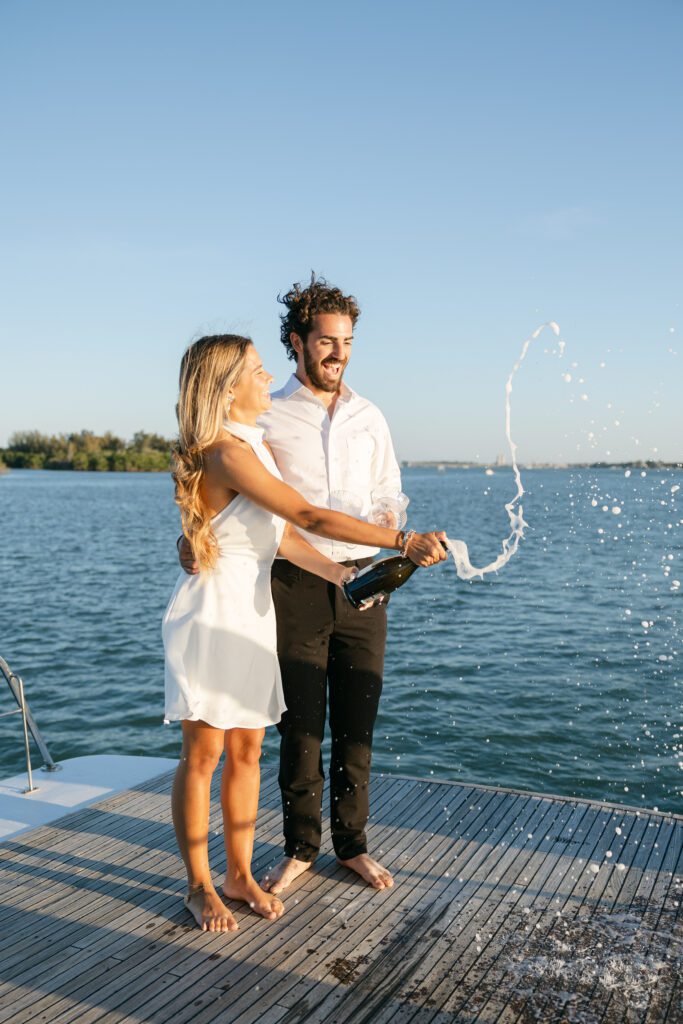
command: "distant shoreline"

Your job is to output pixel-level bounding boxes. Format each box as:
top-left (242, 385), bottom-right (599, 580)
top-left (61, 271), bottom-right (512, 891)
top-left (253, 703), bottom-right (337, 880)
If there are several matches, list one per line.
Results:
top-left (2, 430), bottom-right (680, 476)
top-left (1, 460), bottom-right (681, 476)
top-left (0, 430), bottom-right (170, 473)
top-left (402, 460), bottom-right (683, 470)
top-left (0, 464), bottom-right (168, 474)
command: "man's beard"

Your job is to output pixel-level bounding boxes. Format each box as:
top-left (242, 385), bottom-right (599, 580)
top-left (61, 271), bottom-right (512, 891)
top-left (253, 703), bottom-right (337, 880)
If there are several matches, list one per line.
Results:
top-left (303, 345), bottom-right (346, 393)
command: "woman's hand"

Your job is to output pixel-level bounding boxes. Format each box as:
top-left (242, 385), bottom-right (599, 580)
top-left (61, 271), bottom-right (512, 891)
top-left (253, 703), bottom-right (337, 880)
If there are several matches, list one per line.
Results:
top-left (335, 565), bottom-right (381, 611)
top-left (405, 531), bottom-right (448, 567)
top-left (336, 565), bottom-right (358, 589)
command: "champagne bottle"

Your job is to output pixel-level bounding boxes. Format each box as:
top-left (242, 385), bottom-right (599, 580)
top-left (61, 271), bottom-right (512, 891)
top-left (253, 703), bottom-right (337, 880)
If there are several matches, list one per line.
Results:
top-left (342, 553), bottom-right (419, 608)
top-left (343, 539), bottom-right (450, 607)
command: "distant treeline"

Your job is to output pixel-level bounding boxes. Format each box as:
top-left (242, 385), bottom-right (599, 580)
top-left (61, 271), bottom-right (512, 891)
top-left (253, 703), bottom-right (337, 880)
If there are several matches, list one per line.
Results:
top-left (0, 431), bottom-right (172, 472)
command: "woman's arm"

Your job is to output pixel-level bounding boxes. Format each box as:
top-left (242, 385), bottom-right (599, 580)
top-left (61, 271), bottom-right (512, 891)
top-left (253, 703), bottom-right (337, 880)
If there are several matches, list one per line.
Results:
top-left (208, 441), bottom-right (445, 565)
top-left (277, 524), bottom-right (350, 586)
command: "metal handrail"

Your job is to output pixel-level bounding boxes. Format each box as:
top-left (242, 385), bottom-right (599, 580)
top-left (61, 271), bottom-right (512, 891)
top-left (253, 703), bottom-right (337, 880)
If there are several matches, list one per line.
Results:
top-left (0, 656), bottom-right (60, 793)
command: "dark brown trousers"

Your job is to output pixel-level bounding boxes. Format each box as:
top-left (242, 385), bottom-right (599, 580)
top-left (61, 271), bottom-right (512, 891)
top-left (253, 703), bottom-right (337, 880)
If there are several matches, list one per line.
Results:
top-left (271, 558), bottom-right (387, 862)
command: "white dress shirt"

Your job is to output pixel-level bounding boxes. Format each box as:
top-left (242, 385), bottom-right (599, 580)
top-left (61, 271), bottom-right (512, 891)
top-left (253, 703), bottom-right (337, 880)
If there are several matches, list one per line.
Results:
top-left (259, 374), bottom-right (402, 562)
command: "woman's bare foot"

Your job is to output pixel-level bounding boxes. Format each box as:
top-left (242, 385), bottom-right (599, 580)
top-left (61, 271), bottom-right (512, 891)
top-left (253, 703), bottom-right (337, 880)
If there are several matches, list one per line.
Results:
top-left (222, 876), bottom-right (285, 921)
top-left (337, 853), bottom-right (394, 890)
top-left (184, 883), bottom-right (239, 932)
top-left (260, 856), bottom-right (313, 895)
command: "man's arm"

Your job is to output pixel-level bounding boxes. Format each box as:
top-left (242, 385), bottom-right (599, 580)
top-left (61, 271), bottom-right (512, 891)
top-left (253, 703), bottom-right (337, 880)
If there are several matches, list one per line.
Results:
top-left (178, 534), bottom-right (199, 574)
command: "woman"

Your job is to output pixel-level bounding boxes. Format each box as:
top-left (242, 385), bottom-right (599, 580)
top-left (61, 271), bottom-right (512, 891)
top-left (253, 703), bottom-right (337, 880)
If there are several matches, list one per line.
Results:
top-left (163, 334), bottom-right (446, 933)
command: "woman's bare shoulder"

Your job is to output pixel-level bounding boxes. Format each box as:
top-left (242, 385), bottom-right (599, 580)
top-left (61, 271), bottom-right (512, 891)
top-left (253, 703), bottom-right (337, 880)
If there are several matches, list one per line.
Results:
top-left (203, 434), bottom-right (255, 474)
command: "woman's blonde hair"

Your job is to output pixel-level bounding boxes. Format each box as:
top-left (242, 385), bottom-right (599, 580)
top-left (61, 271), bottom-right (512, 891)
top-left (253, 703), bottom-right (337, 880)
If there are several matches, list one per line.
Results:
top-left (172, 334), bottom-right (252, 570)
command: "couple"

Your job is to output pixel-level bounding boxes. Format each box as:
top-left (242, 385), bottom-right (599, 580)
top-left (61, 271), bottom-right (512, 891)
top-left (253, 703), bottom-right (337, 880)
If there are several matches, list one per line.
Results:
top-left (163, 275), bottom-right (448, 932)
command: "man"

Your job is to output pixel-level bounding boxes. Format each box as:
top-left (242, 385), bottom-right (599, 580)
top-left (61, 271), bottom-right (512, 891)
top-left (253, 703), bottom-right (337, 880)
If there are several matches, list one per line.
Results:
top-left (260, 274), bottom-right (412, 894)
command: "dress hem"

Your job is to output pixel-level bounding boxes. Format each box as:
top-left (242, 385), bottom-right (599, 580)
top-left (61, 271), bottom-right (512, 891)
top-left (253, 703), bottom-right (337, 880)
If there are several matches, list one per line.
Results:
top-left (163, 710), bottom-right (284, 730)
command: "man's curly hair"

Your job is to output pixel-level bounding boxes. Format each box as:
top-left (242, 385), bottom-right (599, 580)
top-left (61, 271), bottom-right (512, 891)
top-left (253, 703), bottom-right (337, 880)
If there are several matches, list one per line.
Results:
top-left (278, 273), bottom-right (361, 361)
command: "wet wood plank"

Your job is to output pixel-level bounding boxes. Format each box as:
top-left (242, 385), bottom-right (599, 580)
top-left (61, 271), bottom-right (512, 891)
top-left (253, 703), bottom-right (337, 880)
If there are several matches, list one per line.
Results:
top-left (0, 767), bottom-right (679, 1024)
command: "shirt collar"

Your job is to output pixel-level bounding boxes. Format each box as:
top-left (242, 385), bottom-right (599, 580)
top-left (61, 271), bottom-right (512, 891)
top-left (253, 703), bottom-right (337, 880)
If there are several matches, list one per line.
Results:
top-left (278, 373), bottom-right (356, 404)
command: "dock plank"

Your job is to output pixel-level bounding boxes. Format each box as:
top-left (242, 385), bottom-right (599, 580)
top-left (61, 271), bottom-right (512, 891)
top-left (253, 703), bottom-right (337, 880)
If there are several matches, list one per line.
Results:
top-left (229, 790), bottom-right (529, 1024)
top-left (389, 798), bottom-right (591, 1024)
top-left (284, 793), bottom-right (561, 1024)
top-left (135, 778), bottom-right (486, 1024)
top-left (470, 806), bottom-right (648, 1023)
top-left (593, 816), bottom-right (681, 1024)
top-left (2, 773), bottom-right (414, 1024)
top-left (0, 767), bottom-right (680, 1024)
top-left (56, 775), bottom-right (419, 1024)
top-left (138, 778), bottom-right (444, 1024)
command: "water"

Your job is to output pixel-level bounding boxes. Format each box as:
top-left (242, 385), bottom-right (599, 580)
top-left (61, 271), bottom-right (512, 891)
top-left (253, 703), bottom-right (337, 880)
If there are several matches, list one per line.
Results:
top-left (445, 319), bottom-right (560, 580)
top-left (0, 467), bottom-right (681, 812)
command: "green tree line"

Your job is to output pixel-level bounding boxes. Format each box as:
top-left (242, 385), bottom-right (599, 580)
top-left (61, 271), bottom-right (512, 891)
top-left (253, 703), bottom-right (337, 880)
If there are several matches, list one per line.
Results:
top-left (0, 430), bottom-right (172, 472)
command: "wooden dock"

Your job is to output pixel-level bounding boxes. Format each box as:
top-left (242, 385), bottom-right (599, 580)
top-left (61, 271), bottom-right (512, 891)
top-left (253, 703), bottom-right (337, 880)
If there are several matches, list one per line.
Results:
top-left (0, 766), bottom-right (680, 1023)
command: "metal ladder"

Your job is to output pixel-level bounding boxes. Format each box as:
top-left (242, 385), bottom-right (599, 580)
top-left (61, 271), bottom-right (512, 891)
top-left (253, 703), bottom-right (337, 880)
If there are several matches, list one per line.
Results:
top-left (0, 656), bottom-right (60, 792)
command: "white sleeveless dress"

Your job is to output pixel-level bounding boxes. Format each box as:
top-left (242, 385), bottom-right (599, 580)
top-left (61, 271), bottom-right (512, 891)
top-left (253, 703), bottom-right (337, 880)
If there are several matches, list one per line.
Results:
top-left (162, 421), bottom-right (287, 730)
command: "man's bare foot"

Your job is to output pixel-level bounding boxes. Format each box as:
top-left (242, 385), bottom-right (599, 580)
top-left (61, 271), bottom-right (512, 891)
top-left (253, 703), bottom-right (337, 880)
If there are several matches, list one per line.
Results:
top-left (260, 856), bottom-right (313, 895)
top-left (337, 853), bottom-right (394, 890)
top-left (184, 883), bottom-right (239, 932)
top-left (222, 876), bottom-right (284, 921)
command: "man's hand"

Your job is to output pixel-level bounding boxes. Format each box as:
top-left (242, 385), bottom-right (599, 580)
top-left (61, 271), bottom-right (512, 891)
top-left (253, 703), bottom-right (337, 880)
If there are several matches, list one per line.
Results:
top-left (178, 535), bottom-right (199, 575)
top-left (405, 531), bottom-right (448, 567)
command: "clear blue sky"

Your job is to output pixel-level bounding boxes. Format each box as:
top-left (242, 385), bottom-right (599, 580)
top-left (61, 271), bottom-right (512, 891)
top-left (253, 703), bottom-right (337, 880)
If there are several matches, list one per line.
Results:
top-left (1, 0), bottom-right (681, 462)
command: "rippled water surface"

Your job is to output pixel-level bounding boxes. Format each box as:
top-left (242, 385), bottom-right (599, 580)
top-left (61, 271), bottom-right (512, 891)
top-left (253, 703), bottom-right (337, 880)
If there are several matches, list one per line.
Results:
top-left (0, 467), bottom-right (681, 812)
